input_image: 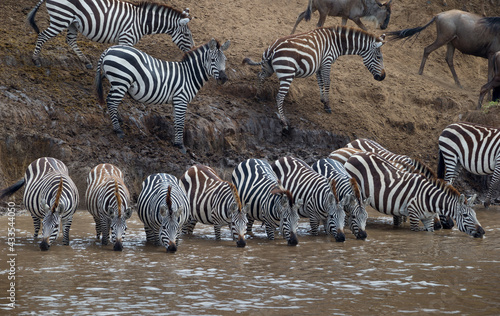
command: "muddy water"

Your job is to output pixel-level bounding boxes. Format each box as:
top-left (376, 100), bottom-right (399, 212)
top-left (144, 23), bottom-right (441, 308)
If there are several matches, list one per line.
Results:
top-left (1, 206), bottom-right (499, 315)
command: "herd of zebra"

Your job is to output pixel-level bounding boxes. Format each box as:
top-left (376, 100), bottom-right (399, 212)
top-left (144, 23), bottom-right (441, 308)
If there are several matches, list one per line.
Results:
top-left (1, 122), bottom-right (498, 252)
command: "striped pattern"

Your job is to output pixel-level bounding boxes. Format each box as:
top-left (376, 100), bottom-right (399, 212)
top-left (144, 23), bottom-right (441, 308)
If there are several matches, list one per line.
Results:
top-left (243, 26), bottom-right (385, 130)
top-left (232, 158), bottom-right (302, 245)
top-left (345, 151), bottom-right (485, 237)
top-left (95, 39), bottom-right (230, 153)
top-left (0, 157), bottom-right (79, 250)
top-left (328, 147), bottom-right (363, 164)
top-left (85, 163), bottom-right (132, 251)
top-left (312, 158), bottom-right (369, 239)
top-left (271, 156), bottom-right (346, 241)
top-left (180, 164), bottom-right (248, 247)
top-left (438, 122), bottom-right (500, 207)
top-left (28, 0), bottom-right (194, 67)
top-left (137, 173), bottom-right (190, 252)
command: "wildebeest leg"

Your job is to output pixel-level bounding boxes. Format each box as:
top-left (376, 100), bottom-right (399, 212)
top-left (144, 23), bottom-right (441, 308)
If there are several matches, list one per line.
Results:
top-left (445, 42), bottom-right (462, 88)
top-left (317, 11), bottom-right (328, 28)
top-left (341, 17), bottom-right (348, 26)
top-left (316, 62), bottom-right (333, 113)
top-left (484, 162), bottom-right (500, 208)
top-left (351, 17), bottom-right (368, 31)
top-left (67, 23), bottom-right (92, 69)
top-left (291, 10), bottom-right (308, 34)
top-left (418, 35), bottom-right (453, 77)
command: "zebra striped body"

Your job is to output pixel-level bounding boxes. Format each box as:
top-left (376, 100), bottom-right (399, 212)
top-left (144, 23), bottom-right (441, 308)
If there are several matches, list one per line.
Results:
top-left (243, 26), bottom-right (385, 130)
top-left (95, 39), bottom-right (230, 153)
top-left (345, 152), bottom-right (485, 237)
top-left (137, 173), bottom-right (190, 252)
top-left (328, 147), bottom-right (363, 164)
top-left (312, 158), bottom-right (369, 239)
top-left (86, 163), bottom-right (132, 251)
top-left (438, 122), bottom-right (500, 207)
top-left (28, 0), bottom-right (194, 67)
top-left (231, 159), bottom-right (302, 245)
top-left (0, 158), bottom-right (79, 250)
top-left (271, 156), bottom-right (346, 241)
top-left (180, 165), bottom-right (248, 247)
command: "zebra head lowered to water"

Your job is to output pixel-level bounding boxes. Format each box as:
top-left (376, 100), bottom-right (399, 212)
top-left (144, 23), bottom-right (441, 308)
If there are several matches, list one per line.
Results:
top-left (0, 158), bottom-right (79, 251)
top-left (95, 38), bottom-right (230, 154)
top-left (86, 164), bottom-right (133, 251)
top-left (243, 26), bottom-right (385, 132)
top-left (137, 173), bottom-right (190, 253)
top-left (28, 0), bottom-right (194, 68)
top-left (232, 158), bottom-right (303, 246)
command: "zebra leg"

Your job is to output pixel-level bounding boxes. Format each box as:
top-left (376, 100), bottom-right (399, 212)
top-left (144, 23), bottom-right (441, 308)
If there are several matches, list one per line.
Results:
top-left (214, 226), bottom-right (222, 240)
top-left (66, 23), bottom-right (92, 69)
top-left (172, 99), bottom-right (188, 153)
top-left (61, 217), bottom-right (73, 245)
top-left (422, 217), bottom-right (435, 232)
top-left (265, 223), bottom-right (276, 240)
top-left (408, 211), bottom-right (423, 231)
top-left (309, 217), bottom-right (320, 236)
top-left (276, 77), bottom-right (294, 131)
top-left (93, 215), bottom-right (102, 240)
top-left (31, 24), bottom-right (67, 66)
top-left (316, 63), bottom-right (332, 113)
top-left (182, 218), bottom-right (197, 235)
top-left (105, 87), bottom-right (128, 138)
top-left (246, 218), bottom-right (255, 237)
top-left (101, 217), bottom-right (111, 245)
top-left (485, 164), bottom-right (500, 208)
top-left (32, 216), bottom-right (41, 238)
top-left (144, 226), bottom-right (158, 245)
top-left (393, 215), bottom-right (404, 227)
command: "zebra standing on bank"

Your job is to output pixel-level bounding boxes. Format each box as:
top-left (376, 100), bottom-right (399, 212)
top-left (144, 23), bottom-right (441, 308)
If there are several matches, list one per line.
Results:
top-left (86, 163), bottom-right (132, 251)
top-left (271, 156), bottom-right (346, 241)
top-left (232, 159), bottom-right (303, 246)
top-left (137, 173), bottom-right (190, 252)
top-left (438, 122), bottom-right (500, 207)
top-left (243, 26), bottom-right (386, 130)
top-left (0, 157), bottom-right (79, 251)
top-left (345, 151), bottom-right (485, 237)
top-left (95, 39), bottom-right (230, 153)
top-left (28, 0), bottom-right (194, 68)
top-left (312, 158), bottom-right (369, 239)
top-left (180, 164), bottom-right (248, 247)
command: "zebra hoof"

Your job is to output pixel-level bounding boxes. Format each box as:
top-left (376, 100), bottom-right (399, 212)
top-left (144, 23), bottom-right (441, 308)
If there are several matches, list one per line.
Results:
top-left (484, 200), bottom-right (491, 208)
top-left (32, 58), bottom-right (41, 67)
top-left (115, 130), bottom-right (125, 139)
top-left (174, 143), bottom-right (187, 154)
top-left (281, 126), bottom-right (291, 136)
top-left (85, 63), bottom-right (93, 69)
top-left (323, 105), bottom-right (332, 114)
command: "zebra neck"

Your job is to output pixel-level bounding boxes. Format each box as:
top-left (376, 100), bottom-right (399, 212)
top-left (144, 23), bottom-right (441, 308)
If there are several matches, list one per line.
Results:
top-left (335, 28), bottom-right (373, 57)
top-left (181, 47), bottom-right (210, 84)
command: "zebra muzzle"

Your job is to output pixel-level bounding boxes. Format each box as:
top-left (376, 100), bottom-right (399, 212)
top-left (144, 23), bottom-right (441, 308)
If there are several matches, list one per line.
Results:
top-left (217, 71), bottom-right (228, 85)
top-left (473, 226), bottom-right (485, 238)
top-left (166, 242), bottom-right (177, 253)
top-left (334, 230), bottom-right (346, 242)
top-left (40, 238), bottom-right (50, 251)
top-left (236, 236), bottom-right (246, 248)
top-left (356, 230), bottom-right (368, 240)
top-left (113, 240), bottom-right (123, 251)
top-left (287, 232), bottom-right (299, 246)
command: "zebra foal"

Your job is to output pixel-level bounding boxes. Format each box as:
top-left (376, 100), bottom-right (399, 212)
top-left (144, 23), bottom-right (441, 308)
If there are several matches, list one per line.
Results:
top-left (345, 152), bottom-right (485, 237)
top-left (137, 173), bottom-right (190, 252)
top-left (95, 39), bottom-right (230, 153)
top-left (243, 26), bottom-right (386, 131)
top-left (0, 157), bottom-right (79, 250)
top-left (180, 165), bottom-right (248, 247)
top-left (86, 163), bottom-right (132, 251)
top-left (438, 122), bottom-right (500, 208)
top-left (272, 156), bottom-right (346, 241)
top-left (232, 158), bottom-right (302, 246)
top-left (28, 0), bottom-right (194, 68)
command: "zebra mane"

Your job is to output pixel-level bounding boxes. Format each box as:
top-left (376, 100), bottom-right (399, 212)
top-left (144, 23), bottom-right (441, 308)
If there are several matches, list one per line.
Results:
top-left (114, 179), bottom-right (122, 216)
top-left (166, 185), bottom-right (172, 211)
top-left (270, 185), bottom-right (295, 207)
top-left (51, 177), bottom-right (64, 212)
top-left (136, 1), bottom-right (189, 19)
top-left (181, 40), bottom-right (221, 61)
top-left (330, 25), bottom-right (380, 42)
top-left (329, 178), bottom-right (339, 203)
top-left (349, 178), bottom-right (362, 202)
top-left (428, 177), bottom-right (461, 198)
top-left (227, 181), bottom-right (243, 211)
top-left (412, 158), bottom-right (437, 179)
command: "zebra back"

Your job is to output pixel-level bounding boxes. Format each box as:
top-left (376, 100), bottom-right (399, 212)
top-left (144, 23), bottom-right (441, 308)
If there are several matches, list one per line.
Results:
top-left (137, 173), bottom-right (189, 252)
top-left (345, 152), bottom-right (484, 237)
top-left (312, 158), bottom-right (368, 240)
top-left (272, 156), bottom-right (345, 241)
top-left (328, 147), bottom-right (363, 164)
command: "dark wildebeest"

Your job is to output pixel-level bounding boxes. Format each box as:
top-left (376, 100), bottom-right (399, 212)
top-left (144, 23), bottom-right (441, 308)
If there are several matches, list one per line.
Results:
top-left (291, 0), bottom-right (392, 34)
top-left (478, 51), bottom-right (500, 109)
top-left (388, 10), bottom-right (500, 88)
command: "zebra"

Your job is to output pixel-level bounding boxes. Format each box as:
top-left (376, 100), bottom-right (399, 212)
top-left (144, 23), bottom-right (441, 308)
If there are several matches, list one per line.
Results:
top-left (137, 173), bottom-right (190, 252)
top-left (243, 26), bottom-right (386, 131)
top-left (0, 157), bottom-right (79, 250)
top-left (438, 122), bottom-right (500, 208)
top-left (328, 147), bottom-right (363, 164)
top-left (28, 0), bottom-right (194, 68)
top-left (95, 39), bottom-right (230, 153)
top-left (180, 164), bottom-right (248, 247)
top-left (231, 158), bottom-right (303, 246)
top-left (271, 156), bottom-right (346, 241)
top-left (345, 151), bottom-right (485, 237)
top-left (86, 163), bottom-right (132, 251)
top-left (312, 158), bottom-right (369, 239)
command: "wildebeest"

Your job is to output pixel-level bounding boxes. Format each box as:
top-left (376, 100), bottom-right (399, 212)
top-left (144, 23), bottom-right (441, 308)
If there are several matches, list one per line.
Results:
top-left (388, 10), bottom-right (500, 88)
top-left (478, 51), bottom-right (500, 109)
top-left (291, 0), bottom-right (392, 34)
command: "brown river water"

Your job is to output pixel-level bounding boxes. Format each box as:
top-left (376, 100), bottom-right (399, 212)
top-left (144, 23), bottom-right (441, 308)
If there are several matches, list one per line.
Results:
top-left (1, 205), bottom-right (499, 315)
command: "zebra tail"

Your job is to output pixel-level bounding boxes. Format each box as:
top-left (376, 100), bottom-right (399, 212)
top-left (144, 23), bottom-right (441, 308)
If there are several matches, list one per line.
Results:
top-left (0, 178), bottom-right (26, 200)
top-left (27, 0), bottom-right (45, 34)
top-left (387, 16), bottom-right (436, 41)
top-left (242, 57), bottom-right (265, 66)
top-left (95, 53), bottom-right (106, 105)
top-left (304, 0), bottom-right (313, 22)
top-left (437, 150), bottom-right (445, 179)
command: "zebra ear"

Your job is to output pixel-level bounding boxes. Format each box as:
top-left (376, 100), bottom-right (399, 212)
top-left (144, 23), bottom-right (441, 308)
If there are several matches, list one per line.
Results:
top-left (176, 206), bottom-right (184, 217)
top-left (179, 18), bottom-right (190, 26)
top-left (375, 41), bottom-right (384, 48)
top-left (230, 202), bottom-right (238, 214)
top-left (459, 194), bottom-right (466, 204)
top-left (363, 196), bottom-right (372, 206)
top-left (295, 198), bottom-right (304, 209)
top-left (56, 201), bottom-right (66, 214)
top-left (124, 207), bottom-right (133, 220)
top-left (221, 40), bottom-right (230, 51)
top-left (280, 195), bottom-right (288, 208)
top-left (209, 38), bottom-right (217, 50)
top-left (105, 208), bottom-right (115, 219)
top-left (42, 200), bottom-right (51, 212)
top-left (160, 205), bottom-right (168, 217)
top-left (468, 194), bottom-right (477, 206)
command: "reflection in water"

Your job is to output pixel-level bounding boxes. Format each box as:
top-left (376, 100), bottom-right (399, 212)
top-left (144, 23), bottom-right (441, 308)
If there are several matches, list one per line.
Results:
top-left (0, 206), bottom-right (499, 314)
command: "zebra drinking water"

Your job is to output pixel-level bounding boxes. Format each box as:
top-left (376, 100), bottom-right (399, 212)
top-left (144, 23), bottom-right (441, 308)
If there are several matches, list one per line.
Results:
top-left (312, 158), bottom-right (369, 239)
top-left (232, 158), bottom-right (303, 246)
top-left (28, 0), bottom-right (194, 68)
top-left (180, 165), bottom-right (248, 247)
top-left (243, 26), bottom-right (385, 131)
top-left (137, 173), bottom-right (190, 252)
top-left (86, 163), bottom-right (132, 251)
top-left (0, 157), bottom-right (79, 251)
top-left (438, 122), bottom-right (500, 208)
top-left (271, 156), bottom-right (346, 241)
top-left (345, 151), bottom-right (485, 237)
top-left (95, 39), bottom-right (230, 153)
